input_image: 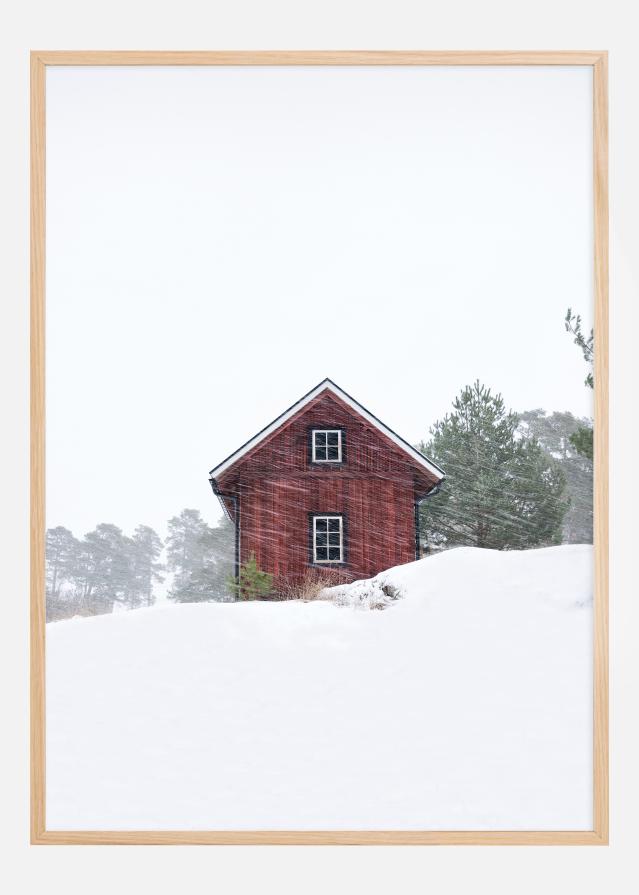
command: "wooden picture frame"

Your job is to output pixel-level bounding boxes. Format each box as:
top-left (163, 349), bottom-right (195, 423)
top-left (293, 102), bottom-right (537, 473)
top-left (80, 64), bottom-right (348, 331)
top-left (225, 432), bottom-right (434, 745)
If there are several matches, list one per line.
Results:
top-left (30, 50), bottom-right (608, 845)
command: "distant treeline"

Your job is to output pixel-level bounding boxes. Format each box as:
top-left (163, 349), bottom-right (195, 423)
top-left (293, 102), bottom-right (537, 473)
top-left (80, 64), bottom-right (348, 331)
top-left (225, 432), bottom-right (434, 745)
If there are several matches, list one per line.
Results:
top-left (46, 510), bottom-right (234, 622)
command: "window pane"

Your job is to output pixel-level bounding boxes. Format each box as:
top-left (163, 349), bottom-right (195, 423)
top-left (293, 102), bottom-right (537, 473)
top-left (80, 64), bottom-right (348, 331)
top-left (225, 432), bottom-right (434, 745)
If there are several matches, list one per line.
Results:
top-left (313, 516), bottom-right (343, 563)
top-left (327, 445), bottom-right (339, 460)
top-left (314, 445), bottom-right (327, 460)
top-left (327, 431), bottom-right (339, 446)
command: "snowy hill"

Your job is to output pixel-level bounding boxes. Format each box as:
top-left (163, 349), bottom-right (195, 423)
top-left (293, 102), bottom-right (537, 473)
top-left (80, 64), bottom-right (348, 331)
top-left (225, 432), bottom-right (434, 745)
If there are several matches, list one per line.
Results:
top-left (46, 545), bottom-right (593, 831)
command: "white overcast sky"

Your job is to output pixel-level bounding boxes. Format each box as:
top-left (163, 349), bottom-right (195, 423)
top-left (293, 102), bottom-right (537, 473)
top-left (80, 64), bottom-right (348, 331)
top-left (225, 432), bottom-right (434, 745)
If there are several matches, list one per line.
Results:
top-left (46, 65), bottom-right (593, 538)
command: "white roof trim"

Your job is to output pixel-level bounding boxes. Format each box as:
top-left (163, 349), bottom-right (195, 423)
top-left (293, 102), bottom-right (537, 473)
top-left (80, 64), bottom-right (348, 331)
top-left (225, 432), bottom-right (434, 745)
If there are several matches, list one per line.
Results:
top-left (209, 378), bottom-right (445, 482)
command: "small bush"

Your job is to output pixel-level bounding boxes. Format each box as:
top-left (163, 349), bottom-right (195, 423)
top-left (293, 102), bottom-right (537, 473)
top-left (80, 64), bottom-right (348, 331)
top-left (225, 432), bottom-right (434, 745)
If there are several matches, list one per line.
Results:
top-left (227, 553), bottom-right (273, 601)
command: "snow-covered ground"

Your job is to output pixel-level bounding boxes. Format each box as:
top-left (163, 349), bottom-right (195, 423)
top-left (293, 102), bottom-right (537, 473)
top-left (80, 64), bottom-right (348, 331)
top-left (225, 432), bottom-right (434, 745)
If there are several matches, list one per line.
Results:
top-left (46, 545), bottom-right (593, 830)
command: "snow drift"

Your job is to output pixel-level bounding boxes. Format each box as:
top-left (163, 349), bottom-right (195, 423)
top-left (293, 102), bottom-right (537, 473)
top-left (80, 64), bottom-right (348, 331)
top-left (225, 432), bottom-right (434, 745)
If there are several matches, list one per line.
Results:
top-left (46, 544), bottom-right (593, 831)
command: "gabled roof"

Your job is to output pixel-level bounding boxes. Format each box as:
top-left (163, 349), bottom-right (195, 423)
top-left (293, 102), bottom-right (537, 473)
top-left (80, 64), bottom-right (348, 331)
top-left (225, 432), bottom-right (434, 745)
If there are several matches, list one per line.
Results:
top-left (209, 378), bottom-right (445, 483)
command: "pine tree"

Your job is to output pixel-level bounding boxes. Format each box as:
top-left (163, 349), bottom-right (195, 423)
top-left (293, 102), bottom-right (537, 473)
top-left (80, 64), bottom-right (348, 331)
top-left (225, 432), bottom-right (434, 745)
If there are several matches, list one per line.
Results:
top-left (228, 553), bottom-right (273, 601)
top-left (568, 426), bottom-right (593, 462)
top-left (565, 307), bottom-right (594, 459)
top-left (166, 509), bottom-right (234, 602)
top-left (565, 307), bottom-right (594, 388)
top-left (46, 526), bottom-right (80, 600)
top-left (45, 526), bottom-right (82, 620)
top-left (419, 382), bottom-right (569, 551)
top-left (518, 409), bottom-right (592, 543)
top-left (127, 525), bottom-right (164, 608)
top-left (76, 523), bottom-right (134, 614)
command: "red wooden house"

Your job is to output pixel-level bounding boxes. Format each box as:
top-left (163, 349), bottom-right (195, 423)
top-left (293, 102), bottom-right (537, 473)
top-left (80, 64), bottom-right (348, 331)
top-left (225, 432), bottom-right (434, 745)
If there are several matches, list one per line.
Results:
top-left (209, 379), bottom-right (445, 590)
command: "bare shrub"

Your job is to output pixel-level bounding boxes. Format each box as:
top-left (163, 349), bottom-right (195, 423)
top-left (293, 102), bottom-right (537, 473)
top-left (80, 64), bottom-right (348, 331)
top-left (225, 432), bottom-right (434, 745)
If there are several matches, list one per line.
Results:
top-left (277, 568), bottom-right (355, 602)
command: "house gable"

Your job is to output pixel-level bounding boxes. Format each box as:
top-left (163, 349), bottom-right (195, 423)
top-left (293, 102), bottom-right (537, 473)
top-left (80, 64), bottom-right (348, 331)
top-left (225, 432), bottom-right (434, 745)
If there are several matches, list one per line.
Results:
top-left (209, 378), bottom-right (444, 487)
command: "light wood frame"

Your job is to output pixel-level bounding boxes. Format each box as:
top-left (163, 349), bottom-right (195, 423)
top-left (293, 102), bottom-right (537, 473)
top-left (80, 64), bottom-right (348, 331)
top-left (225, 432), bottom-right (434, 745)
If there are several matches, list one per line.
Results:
top-left (30, 50), bottom-right (608, 846)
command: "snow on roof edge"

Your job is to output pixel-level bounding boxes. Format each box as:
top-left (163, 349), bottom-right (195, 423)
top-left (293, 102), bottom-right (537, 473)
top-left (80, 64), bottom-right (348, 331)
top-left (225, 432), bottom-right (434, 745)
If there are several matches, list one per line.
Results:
top-left (208, 378), bottom-right (445, 483)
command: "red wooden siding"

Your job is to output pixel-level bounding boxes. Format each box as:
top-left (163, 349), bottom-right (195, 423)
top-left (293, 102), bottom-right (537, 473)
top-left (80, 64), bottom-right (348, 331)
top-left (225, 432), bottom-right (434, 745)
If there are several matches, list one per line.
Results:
top-left (215, 390), bottom-right (438, 588)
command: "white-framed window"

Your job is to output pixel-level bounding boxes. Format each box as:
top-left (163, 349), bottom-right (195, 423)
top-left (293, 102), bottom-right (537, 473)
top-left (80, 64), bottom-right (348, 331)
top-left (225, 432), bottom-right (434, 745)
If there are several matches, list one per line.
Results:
top-left (312, 515), bottom-right (344, 563)
top-left (312, 429), bottom-right (342, 462)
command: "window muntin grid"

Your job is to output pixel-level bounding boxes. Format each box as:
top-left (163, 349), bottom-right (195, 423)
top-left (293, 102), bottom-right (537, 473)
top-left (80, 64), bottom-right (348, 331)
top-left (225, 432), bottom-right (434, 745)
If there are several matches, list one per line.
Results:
top-left (312, 429), bottom-right (342, 462)
top-left (312, 515), bottom-right (343, 563)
